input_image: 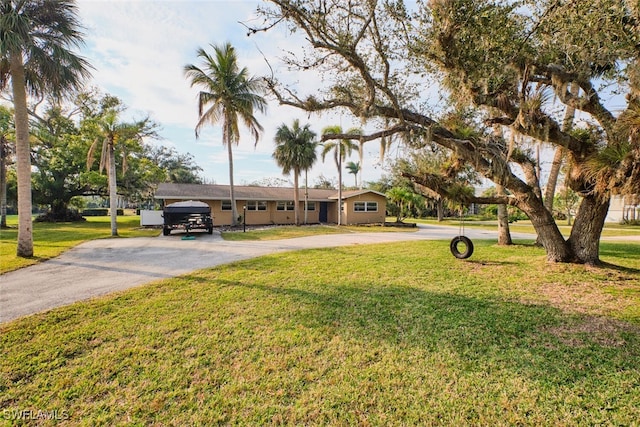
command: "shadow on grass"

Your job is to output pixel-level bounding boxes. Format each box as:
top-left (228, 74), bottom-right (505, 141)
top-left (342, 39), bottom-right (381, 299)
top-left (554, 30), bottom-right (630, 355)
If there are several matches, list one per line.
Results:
top-left (600, 242), bottom-right (640, 263)
top-left (183, 273), bottom-right (640, 389)
top-left (599, 261), bottom-right (640, 275)
top-left (464, 259), bottom-right (521, 267)
top-left (3, 254), bottom-right (640, 424)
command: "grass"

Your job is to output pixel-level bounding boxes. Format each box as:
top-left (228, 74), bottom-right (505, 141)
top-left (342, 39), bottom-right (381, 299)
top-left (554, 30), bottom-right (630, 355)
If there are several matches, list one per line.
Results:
top-left (0, 215), bottom-right (160, 274)
top-left (1, 239), bottom-right (639, 425)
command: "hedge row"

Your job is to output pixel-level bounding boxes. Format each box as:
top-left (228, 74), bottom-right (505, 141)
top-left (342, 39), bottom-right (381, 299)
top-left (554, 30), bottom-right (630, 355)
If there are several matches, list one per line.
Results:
top-left (82, 209), bottom-right (124, 216)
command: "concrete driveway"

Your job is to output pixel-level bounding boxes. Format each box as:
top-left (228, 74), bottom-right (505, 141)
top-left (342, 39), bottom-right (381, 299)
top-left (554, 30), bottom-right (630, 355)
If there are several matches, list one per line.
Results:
top-left (1, 224), bottom-right (534, 324)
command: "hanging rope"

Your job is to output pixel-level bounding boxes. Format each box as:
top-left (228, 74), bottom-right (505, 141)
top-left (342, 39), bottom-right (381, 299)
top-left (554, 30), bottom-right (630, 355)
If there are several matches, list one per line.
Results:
top-left (451, 204), bottom-right (474, 259)
top-left (458, 205), bottom-right (465, 236)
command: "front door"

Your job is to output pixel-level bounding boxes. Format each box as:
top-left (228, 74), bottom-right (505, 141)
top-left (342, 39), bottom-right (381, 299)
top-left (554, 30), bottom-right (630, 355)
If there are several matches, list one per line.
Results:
top-left (319, 202), bottom-right (328, 223)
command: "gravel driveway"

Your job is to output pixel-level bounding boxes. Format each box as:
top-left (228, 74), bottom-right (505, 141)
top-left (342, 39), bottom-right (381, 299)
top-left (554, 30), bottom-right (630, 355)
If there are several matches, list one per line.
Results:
top-left (1, 224), bottom-right (532, 323)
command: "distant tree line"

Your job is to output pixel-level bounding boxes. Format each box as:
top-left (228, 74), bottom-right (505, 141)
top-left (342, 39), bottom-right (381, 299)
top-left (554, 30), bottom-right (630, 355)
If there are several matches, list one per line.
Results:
top-left (0, 89), bottom-right (203, 226)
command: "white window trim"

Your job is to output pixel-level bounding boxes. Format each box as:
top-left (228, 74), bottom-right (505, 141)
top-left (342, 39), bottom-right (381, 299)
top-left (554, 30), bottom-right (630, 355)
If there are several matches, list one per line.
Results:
top-left (276, 201), bottom-right (295, 211)
top-left (354, 201), bottom-right (378, 212)
top-left (246, 200), bottom-right (267, 211)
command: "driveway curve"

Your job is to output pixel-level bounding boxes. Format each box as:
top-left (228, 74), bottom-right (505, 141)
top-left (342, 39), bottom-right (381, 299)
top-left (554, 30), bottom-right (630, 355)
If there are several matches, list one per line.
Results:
top-left (1, 224), bottom-right (534, 323)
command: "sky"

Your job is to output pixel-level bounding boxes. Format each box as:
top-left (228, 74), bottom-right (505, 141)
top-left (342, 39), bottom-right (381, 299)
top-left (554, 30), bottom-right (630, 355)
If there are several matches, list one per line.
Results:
top-left (75, 0), bottom-right (394, 187)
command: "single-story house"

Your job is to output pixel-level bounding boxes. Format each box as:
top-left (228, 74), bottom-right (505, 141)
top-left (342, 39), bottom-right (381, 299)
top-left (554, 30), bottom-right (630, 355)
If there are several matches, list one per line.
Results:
top-left (606, 194), bottom-right (639, 223)
top-left (154, 183), bottom-right (387, 226)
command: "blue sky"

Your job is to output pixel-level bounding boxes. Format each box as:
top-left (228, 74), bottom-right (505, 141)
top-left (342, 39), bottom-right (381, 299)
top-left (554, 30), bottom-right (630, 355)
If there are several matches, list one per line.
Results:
top-left (75, 0), bottom-right (393, 187)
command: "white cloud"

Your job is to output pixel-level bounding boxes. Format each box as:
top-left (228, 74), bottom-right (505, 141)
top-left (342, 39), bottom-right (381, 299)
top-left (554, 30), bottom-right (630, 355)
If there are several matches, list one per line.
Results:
top-left (75, 0), bottom-right (391, 185)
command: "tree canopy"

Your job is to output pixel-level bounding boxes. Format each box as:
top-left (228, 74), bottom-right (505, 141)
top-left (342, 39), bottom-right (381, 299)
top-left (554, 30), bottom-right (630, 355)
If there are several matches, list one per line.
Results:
top-left (0, 0), bottom-right (92, 256)
top-left (273, 119), bottom-right (318, 225)
top-left (254, 0), bottom-right (640, 265)
top-left (4, 90), bottom-right (203, 220)
top-left (184, 42), bottom-right (267, 226)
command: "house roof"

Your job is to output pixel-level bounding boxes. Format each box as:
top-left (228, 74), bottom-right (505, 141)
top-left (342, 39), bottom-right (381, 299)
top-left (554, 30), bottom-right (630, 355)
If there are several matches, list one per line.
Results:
top-left (155, 183), bottom-right (386, 202)
top-left (328, 189), bottom-right (387, 200)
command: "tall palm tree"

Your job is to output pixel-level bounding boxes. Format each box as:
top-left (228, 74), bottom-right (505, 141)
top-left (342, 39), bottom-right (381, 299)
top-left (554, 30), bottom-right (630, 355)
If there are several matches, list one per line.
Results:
top-left (321, 125), bottom-right (358, 225)
top-left (184, 42), bottom-right (267, 226)
top-left (544, 83), bottom-right (579, 212)
top-left (345, 161), bottom-right (360, 187)
top-left (0, 0), bottom-right (92, 257)
top-left (354, 125), bottom-right (365, 189)
top-left (272, 119), bottom-right (317, 225)
top-left (87, 107), bottom-right (156, 236)
top-left (0, 106), bottom-right (14, 229)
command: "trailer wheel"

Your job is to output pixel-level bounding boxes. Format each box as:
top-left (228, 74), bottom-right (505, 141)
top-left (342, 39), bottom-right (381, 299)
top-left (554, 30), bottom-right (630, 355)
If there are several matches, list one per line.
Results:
top-left (163, 227), bottom-right (171, 236)
top-left (450, 236), bottom-right (474, 259)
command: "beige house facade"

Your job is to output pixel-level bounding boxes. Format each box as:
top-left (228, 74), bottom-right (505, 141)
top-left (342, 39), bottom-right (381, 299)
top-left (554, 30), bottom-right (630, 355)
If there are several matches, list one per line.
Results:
top-left (606, 194), bottom-right (640, 223)
top-left (155, 183), bottom-right (387, 226)
top-left (329, 191), bottom-right (387, 225)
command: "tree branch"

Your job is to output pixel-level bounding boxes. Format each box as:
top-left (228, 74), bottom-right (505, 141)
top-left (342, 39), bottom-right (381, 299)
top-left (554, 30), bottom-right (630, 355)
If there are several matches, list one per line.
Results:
top-left (320, 124), bottom-right (411, 142)
top-left (402, 171), bottom-right (519, 206)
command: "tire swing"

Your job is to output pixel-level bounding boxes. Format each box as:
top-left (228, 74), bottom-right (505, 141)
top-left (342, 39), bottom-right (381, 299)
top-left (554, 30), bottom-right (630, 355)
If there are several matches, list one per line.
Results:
top-left (450, 235), bottom-right (474, 259)
top-left (450, 208), bottom-right (474, 259)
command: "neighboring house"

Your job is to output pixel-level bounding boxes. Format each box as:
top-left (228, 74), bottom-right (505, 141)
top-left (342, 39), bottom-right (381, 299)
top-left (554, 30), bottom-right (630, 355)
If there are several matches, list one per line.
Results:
top-left (606, 194), bottom-right (639, 223)
top-left (154, 183), bottom-right (387, 226)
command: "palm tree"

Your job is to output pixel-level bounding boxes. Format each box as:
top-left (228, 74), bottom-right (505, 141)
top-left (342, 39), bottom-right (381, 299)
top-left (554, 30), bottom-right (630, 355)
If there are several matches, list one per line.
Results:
top-left (0, 106), bottom-right (14, 229)
top-left (544, 83), bottom-right (579, 212)
top-left (87, 107), bottom-right (157, 236)
top-left (386, 187), bottom-right (412, 222)
top-left (321, 125), bottom-right (358, 225)
top-left (184, 42), bottom-right (267, 226)
top-left (272, 119), bottom-right (318, 225)
top-left (354, 126), bottom-right (365, 189)
top-left (345, 161), bottom-right (360, 187)
top-left (0, 0), bottom-right (92, 257)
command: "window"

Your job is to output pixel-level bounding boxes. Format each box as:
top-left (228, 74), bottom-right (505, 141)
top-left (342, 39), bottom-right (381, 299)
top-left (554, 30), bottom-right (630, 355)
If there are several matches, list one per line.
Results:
top-left (305, 202), bottom-right (316, 211)
top-left (354, 201), bottom-right (378, 212)
top-left (221, 200), bottom-right (232, 211)
top-left (276, 201), bottom-right (295, 211)
top-left (246, 200), bottom-right (267, 211)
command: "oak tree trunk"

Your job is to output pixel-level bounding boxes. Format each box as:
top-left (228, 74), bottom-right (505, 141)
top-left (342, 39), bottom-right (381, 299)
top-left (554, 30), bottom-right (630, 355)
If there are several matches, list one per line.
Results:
top-left (567, 194), bottom-right (610, 266)
top-left (496, 185), bottom-right (512, 246)
top-left (522, 196), bottom-right (574, 262)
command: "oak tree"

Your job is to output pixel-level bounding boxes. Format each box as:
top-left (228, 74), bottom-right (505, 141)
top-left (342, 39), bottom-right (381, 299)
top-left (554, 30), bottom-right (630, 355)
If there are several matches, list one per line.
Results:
top-left (255, 0), bottom-right (640, 264)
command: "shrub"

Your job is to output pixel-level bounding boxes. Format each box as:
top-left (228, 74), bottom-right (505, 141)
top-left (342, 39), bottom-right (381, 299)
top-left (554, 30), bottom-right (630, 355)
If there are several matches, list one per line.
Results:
top-left (82, 208), bottom-right (108, 216)
top-left (35, 209), bottom-right (86, 223)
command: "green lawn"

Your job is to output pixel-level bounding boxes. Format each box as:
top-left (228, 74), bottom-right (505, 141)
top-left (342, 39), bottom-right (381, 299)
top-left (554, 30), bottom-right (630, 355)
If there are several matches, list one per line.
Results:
top-left (1, 240), bottom-right (639, 425)
top-left (0, 215), bottom-right (160, 273)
